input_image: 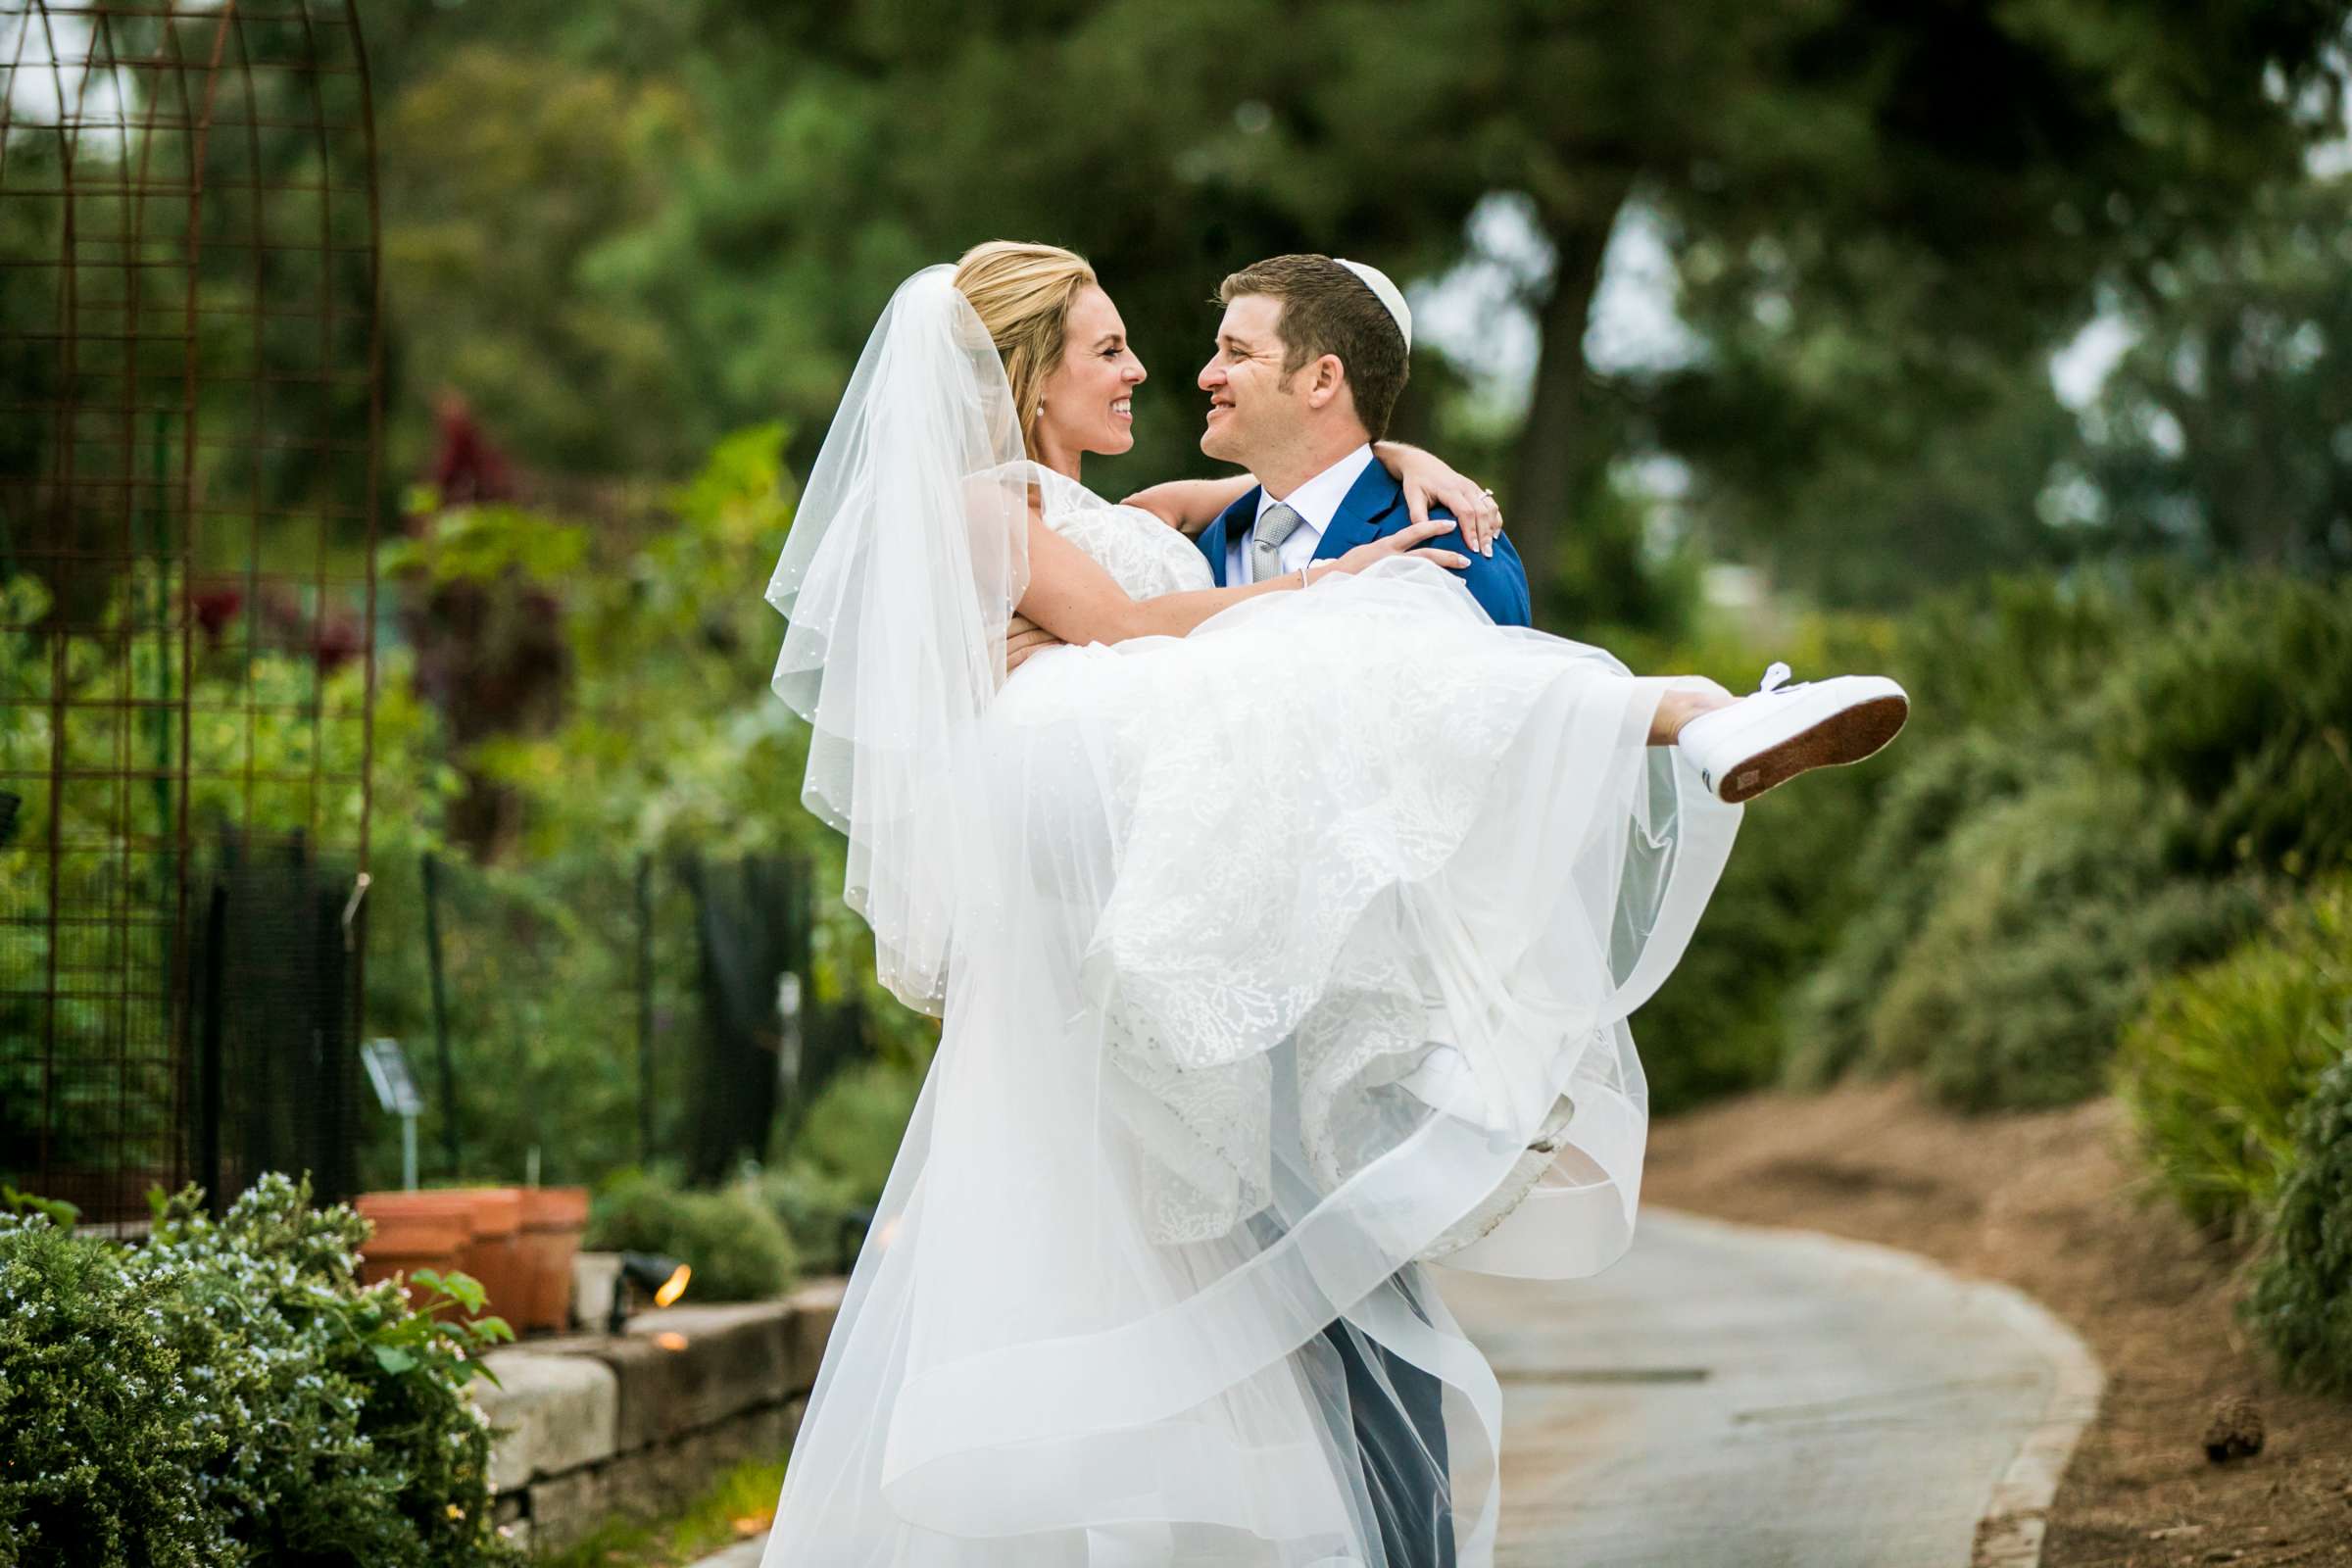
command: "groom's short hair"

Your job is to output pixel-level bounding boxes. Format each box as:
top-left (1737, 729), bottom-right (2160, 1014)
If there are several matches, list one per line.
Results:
top-left (1218, 255), bottom-right (1408, 439)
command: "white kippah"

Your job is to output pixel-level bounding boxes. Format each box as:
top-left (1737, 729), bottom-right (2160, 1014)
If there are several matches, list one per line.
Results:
top-left (1332, 258), bottom-right (1412, 354)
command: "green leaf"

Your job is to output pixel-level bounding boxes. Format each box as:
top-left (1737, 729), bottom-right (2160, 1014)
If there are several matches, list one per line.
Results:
top-left (437, 1269), bottom-right (489, 1315)
top-left (5, 1185), bottom-right (82, 1228)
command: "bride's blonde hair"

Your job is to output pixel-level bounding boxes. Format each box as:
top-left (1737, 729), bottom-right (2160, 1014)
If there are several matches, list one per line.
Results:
top-left (953, 240), bottom-right (1097, 457)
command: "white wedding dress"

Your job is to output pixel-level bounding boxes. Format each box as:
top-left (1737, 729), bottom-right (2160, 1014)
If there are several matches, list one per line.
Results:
top-left (760, 268), bottom-right (1741, 1567)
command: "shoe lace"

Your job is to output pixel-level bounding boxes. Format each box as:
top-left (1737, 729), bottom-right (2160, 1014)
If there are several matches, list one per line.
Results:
top-left (1758, 661), bottom-right (1793, 695)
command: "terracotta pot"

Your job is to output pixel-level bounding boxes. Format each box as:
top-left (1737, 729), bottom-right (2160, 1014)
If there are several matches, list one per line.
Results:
top-left (461, 1188), bottom-right (525, 1325)
top-left (355, 1189), bottom-right (523, 1322)
top-left (515, 1186), bottom-right (591, 1333)
top-left (354, 1211), bottom-right (467, 1291)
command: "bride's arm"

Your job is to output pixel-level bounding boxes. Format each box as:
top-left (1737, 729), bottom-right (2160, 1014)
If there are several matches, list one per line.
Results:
top-left (1121, 444), bottom-right (1505, 552)
top-left (1121, 475), bottom-right (1253, 537)
top-left (1017, 509), bottom-right (1301, 642)
top-left (1012, 505), bottom-right (1468, 653)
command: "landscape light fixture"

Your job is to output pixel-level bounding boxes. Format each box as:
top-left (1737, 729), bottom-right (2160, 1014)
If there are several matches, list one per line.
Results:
top-left (607, 1250), bottom-right (691, 1335)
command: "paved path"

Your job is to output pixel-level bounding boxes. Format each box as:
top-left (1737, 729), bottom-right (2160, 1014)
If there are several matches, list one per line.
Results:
top-left (1444, 1207), bottom-right (2101, 1568)
top-left (716, 1207), bottom-right (2099, 1568)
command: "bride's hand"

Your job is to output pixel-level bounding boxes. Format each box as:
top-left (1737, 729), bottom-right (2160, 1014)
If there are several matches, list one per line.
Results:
top-left (1004, 614), bottom-right (1064, 672)
top-left (1313, 516), bottom-right (1473, 582)
top-left (1376, 441), bottom-right (1503, 558)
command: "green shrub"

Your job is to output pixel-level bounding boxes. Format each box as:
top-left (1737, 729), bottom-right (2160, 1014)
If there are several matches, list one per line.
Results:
top-left (2087, 575), bottom-right (2352, 880)
top-left (1778, 570), bottom-right (2345, 1107)
top-left (1637, 760), bottom-right (1873, 1111)
top-left (789, 1057), bottom-right (924, 1206)
top-left (2116, 879), bottom-right (2352, 1240)
top-left (1863, 773), bottom-right (2263, 1109)
top-left (1883, 568), bottom-right (2190, 740)
top-left (737, 1055), bottom-right (925, 1275)
top-left (2247, 1051), bottom-right (2352, 1396)
top-left (586, 1170), bottom-right (798, 1301)
top-left (752, 1159), bottom-right (868, 1272)
top-left (0, 1213), bottom-right (231, 1567)
top-left (0, 1175), bottom-right (519, 1568)
top-left (137, 1176), bottom-right (520, 1566)
top-left (1783, 732), bottom-right (2042, 1088)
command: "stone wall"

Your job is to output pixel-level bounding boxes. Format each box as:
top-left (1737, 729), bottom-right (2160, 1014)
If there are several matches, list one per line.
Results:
top-left (470, 1278), bottom-right (845, 1553)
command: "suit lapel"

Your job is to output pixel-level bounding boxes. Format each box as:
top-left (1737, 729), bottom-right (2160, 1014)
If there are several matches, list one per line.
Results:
top-left (1200, 486), bottom-right (1260, 587)
top-left (1310, 459), bottom-right (1404, 562)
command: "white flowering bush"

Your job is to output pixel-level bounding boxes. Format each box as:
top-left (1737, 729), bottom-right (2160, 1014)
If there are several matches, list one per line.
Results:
top-left (0, 1205), bottom-right (229, 1565)
top-left (0, 1176), bottom-right (523, 1566)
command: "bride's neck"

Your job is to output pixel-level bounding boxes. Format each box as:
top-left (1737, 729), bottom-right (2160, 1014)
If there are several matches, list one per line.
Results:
top-left (1032, 429), bottom-right (1083, 483)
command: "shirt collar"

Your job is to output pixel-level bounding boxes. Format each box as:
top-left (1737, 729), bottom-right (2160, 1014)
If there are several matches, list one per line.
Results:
top-left (1256, 444), bottom-right (1376, 535)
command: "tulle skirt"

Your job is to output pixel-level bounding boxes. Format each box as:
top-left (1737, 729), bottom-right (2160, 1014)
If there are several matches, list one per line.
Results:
top-left (761, 558), bottom-right (1741, 1566)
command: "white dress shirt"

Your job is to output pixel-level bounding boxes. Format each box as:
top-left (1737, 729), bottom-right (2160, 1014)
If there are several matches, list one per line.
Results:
top-left (1226, 444), bottom-right (1377, 585)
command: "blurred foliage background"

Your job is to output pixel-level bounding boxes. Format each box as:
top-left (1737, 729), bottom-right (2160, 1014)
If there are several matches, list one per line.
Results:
top-left (357, 0), bottom-right (2352, 627)
top-left (10, 0), bottom-right (2352, 1378)
top-left (357, 0), bottom-right (2352, 1382)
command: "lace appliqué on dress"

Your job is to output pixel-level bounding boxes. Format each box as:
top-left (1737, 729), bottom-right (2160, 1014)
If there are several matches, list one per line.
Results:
top-left (1033, 478), bottom-right (1638, 1257)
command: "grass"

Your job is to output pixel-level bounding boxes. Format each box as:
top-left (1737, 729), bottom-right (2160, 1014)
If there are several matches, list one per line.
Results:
top-left (539, 1455), bottom-right (787, 1568)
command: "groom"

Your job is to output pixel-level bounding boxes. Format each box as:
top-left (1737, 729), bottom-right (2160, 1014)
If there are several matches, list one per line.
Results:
top-left (1194, 253), bottom-right (1530, 630)
top-left (1201, 254), bottom-right (1527, 1568)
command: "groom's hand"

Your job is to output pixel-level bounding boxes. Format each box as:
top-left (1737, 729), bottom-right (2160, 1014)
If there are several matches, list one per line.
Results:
top-left (1331, 516), bottom-right (1475, 578)
top-left (1004, 614), bottom-right (1064, 672)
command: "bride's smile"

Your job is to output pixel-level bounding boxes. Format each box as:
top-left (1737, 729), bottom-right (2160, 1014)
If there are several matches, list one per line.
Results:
top-left (1032, 282), bottom-right (1147, 473)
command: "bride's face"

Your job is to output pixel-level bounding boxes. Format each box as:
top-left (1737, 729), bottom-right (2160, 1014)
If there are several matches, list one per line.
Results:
top-left (1036, 284), bottom-right (1148, 460)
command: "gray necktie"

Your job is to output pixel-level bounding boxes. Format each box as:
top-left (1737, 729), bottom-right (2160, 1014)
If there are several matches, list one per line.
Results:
top-left (1250, 502), bottom-right (1305, 583)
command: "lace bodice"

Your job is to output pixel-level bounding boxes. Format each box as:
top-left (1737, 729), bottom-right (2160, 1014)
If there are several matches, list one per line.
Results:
top-left (1033, 467), bottom-right (1216, 600)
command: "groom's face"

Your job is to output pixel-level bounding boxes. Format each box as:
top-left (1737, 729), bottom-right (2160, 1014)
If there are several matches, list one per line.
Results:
top-left (1198, 294), bottom-right (1298, 465)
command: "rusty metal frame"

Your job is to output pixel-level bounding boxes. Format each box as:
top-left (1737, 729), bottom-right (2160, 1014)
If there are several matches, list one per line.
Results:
top-left (1, 0), bottom-right (380, 1221)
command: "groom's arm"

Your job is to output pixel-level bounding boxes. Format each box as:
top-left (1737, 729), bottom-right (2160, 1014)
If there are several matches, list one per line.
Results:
top-left (1414, 506), bottom-right (1533, 628)
top-left (1473, 530), bottom-right (1533, 627)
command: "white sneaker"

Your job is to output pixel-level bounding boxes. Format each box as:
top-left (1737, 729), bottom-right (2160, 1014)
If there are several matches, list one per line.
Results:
top-left (1674, 662), bottom-right (1910, 804)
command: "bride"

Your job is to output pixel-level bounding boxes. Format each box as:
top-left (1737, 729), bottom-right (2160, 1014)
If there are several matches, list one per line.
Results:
top-left (760, 241), bottom-right (1906, 1567)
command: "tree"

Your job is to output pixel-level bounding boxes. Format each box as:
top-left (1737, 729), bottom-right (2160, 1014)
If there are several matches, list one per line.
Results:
top-left (355, 0), bottom-right (2352, 612)
top-left (2081, 174), bottom-right (2352, 572)
top-left (377, 47), bottom-right (699, 478)
top-left (1395, 0), bottom-right (2350, 596)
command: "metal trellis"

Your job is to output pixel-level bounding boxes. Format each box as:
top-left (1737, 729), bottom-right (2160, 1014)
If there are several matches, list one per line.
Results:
top-left (0, 0), bottom-right (381, 1222)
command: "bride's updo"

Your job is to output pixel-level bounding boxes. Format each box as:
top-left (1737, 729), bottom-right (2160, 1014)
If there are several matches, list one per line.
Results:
top-left (954, 240), bottom-right (1096, 456)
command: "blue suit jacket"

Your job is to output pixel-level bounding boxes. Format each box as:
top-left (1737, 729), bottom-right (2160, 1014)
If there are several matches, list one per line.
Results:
top-left (1198, 461), bottom-right (1533, 628)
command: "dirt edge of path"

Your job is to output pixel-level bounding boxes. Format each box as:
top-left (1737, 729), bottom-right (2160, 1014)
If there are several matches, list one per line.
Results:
top-left (1642, 1081), bottom-right (2352, 1568)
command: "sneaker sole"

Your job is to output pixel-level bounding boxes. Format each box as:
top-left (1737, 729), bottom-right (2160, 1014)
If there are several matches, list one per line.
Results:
top-left (1716, 693), bottom-right (1910, 805)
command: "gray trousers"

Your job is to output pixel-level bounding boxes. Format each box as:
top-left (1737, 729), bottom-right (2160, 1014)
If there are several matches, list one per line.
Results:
top-left (1316, 1270), bottom-right (1455, 1568)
